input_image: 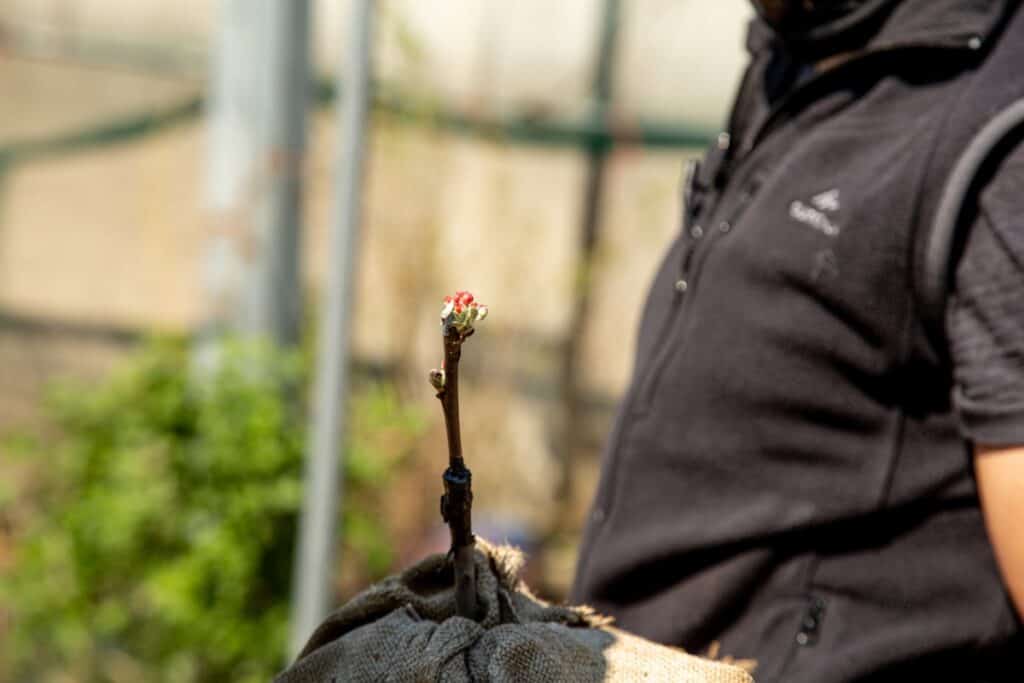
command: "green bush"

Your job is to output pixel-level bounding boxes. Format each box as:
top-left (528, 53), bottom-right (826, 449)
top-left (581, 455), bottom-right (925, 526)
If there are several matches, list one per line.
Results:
top-left (0, 338), bottom-right (424, 682)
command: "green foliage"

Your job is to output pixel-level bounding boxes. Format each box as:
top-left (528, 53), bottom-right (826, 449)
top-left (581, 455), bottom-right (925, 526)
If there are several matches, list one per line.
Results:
top-left (0, 338), bottom-right (425, 682)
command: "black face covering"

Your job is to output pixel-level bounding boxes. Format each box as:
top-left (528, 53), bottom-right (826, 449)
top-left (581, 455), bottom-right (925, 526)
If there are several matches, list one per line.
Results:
top-left (751, 0), bottom-right (899, 48)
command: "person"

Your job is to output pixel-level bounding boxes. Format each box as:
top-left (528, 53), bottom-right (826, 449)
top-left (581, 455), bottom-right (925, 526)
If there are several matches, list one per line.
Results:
top-left (571, 1), bottom-right (1024, 680)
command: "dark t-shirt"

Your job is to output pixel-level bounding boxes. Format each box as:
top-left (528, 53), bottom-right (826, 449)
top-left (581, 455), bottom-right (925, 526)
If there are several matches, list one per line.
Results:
top-left (950, 142), bottom-right (1024, 446)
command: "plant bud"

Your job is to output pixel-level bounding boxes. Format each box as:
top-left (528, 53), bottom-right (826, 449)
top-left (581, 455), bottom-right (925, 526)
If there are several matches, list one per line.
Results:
top-left (439, 290), bottom-right (489, 334)
top-left (441, 299), bottom-right (455, 320)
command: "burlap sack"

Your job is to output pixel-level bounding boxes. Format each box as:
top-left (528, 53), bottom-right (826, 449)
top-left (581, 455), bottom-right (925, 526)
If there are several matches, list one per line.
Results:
top-left (276, 540), bottom-right (754, 682)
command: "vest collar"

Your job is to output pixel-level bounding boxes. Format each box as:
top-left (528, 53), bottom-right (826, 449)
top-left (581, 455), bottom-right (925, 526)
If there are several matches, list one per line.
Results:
top-left (747, 0), bottom-right (1011, 59)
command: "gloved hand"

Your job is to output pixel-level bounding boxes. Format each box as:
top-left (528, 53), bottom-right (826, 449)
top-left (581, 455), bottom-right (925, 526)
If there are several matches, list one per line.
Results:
top-left (276, 539), bottom-right (755, 683)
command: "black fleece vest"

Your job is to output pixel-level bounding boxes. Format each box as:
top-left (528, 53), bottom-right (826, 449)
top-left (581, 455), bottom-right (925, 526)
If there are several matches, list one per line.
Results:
top-left (573, 2), bottom-right (1024, 681)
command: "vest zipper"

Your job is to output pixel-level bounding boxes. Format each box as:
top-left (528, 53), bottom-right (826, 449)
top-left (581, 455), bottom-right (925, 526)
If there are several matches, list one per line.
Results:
top-left (631, 175), bottom-right (763, 413)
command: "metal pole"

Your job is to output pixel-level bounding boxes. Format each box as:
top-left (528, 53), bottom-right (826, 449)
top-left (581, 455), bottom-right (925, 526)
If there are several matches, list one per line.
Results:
top-left (198, 0), bottom-right (264, 371)
top-left (253, 0), bottom-right (310, 347)
top-left (290, 0), bottom-right (375, 660)
top-left (199, 0), bottom-right (308, 368)
top-left (556, 0), bottom-right (622, 528)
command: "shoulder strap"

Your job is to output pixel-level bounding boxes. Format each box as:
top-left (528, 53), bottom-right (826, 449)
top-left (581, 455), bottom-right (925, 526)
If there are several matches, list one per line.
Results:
top-left (917, 97), bottom-right (1024, 347)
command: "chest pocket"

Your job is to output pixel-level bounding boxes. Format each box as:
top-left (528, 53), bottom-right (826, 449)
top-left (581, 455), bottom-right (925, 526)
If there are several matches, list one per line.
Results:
top-left (633, 120), bottom-right (933, 462)
top-left (711, 122), bottom-right (930, 355)
top-left (617, 123), bottom-right (936, 512)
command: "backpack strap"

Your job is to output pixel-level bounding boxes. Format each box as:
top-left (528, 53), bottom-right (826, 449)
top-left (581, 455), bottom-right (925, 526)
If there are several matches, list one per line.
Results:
top-left (917, 97), bottom-right (1024, 347)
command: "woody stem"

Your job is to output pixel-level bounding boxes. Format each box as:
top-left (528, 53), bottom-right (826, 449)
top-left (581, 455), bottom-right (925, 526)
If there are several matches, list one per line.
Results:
top-left (440, 327), bottom-right (464, 469)
top-left (437, 322), bottom-right (476, 619)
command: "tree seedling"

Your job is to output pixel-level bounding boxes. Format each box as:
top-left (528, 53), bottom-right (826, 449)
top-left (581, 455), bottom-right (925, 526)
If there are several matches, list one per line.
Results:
top-left (429, 290), bottom-right (488, 619)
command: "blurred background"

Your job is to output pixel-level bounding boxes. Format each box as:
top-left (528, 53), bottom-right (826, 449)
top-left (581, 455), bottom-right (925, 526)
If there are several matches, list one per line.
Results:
top-left (0, 0), bottom-right (750, 680)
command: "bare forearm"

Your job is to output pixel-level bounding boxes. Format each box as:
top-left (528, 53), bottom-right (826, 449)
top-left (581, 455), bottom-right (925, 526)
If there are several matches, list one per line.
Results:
top-left (975, 444), bottom-right (1024, 619)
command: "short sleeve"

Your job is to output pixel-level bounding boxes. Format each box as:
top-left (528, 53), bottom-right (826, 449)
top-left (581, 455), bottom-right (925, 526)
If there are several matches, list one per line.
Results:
top-left (947, 143), bottom-right (1024, 446)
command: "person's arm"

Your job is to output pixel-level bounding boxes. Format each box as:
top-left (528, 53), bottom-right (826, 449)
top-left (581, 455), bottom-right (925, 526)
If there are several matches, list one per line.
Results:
top-left (975, 445), bottom-right (1024, 619)
top-left (946, 140), bottom-right (1024, 619)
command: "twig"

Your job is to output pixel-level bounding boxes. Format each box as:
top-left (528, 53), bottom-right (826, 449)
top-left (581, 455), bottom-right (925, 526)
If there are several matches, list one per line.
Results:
top-left (429, 292), bottom-right (487, 619)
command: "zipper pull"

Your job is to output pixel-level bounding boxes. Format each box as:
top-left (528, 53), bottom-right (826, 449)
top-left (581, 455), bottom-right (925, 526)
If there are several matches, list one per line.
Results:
top-left (796, 596), bottom-right (826, 646)
top-left (683, 158), bottom-right (703, 225)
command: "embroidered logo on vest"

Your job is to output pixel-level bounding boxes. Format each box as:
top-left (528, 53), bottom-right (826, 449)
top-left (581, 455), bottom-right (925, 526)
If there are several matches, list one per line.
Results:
top-left (790, 189), bottom-right (841, 237)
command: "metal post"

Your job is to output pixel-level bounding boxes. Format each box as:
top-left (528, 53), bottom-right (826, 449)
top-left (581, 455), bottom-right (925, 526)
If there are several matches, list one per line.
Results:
top-left (289, 0), bottom-right (375, 660)
top-left (199, 0), bottom-right (307, 368)
top-left (556, 0), bottom-right (622, 527)
top-left (252, 0), bottom-right (310, 346)
top-left (199, 0), bottom-right (264, 370)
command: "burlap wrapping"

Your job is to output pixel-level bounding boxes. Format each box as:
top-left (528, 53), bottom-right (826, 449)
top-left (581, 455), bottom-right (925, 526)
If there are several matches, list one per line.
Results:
top-left (276, 540), bottom-right (754, 682)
